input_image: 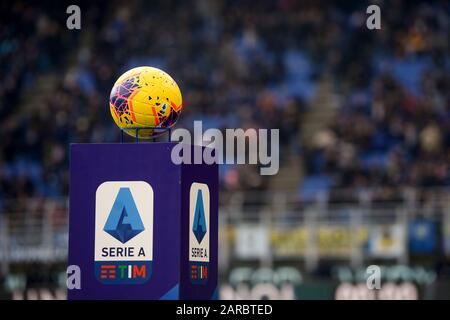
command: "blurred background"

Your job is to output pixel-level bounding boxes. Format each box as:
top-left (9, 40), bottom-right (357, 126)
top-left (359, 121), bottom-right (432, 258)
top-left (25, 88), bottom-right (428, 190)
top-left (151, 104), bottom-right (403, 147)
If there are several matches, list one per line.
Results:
top-left (0, 0), bottom-right (449, 299)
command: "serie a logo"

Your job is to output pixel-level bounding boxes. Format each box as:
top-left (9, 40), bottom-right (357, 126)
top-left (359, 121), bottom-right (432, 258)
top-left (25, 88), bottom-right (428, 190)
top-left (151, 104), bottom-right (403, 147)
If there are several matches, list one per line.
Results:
top-left (94, 181), bottom-right (153, 284)
top-left (189, 183), bottom-right (210, 284)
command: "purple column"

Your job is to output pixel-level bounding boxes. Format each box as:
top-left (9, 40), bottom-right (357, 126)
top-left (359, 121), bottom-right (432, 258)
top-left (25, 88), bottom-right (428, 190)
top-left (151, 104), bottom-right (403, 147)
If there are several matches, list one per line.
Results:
top-left (68, 143), bottom-right (218, 300)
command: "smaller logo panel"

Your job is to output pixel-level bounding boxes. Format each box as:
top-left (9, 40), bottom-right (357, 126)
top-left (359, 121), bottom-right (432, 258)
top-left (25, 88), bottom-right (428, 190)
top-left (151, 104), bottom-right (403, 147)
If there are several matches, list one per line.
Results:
top-left (189, 183), bottom-right (210, 284)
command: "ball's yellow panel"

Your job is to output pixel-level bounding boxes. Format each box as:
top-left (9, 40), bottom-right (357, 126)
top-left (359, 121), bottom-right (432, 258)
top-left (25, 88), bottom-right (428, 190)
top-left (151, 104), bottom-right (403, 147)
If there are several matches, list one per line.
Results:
top-left (109, 66), bottom-right (183, 138)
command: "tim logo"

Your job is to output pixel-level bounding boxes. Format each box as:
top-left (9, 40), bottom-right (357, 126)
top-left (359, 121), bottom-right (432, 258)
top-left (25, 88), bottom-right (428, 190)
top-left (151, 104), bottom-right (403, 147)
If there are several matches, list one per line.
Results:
top-left (189, 183), bottom-right (210, 284)
top-left (95, 181), bottom-right (153, 284)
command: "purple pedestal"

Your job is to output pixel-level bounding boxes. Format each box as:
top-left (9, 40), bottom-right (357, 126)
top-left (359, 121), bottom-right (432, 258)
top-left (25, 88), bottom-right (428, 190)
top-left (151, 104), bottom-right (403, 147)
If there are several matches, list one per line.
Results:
top-left (67, 143), bottom-right (218, 300)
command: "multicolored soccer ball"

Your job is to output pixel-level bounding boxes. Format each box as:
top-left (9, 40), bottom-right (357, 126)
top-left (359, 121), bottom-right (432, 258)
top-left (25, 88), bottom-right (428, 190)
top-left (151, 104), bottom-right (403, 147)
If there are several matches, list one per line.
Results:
top-left (109, 66), bottom-right (183, 138)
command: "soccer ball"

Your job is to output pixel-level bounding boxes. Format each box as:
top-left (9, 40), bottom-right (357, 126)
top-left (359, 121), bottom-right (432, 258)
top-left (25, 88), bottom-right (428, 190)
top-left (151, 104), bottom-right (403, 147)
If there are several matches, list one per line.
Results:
top-left (109, 66), bottom-right (183, 138)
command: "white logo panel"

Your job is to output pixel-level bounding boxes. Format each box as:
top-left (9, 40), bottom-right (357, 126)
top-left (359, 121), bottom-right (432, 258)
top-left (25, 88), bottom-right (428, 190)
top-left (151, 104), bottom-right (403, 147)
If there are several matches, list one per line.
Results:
top-left (189, 182), bottom-right (210, 263)
top-left (95, 181), bottom-right (153, 262)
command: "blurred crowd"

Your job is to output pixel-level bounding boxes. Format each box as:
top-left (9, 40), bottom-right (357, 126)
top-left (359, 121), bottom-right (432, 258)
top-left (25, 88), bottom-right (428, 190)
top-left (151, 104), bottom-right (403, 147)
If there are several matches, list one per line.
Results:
top-left (301, 0), bottom-right (449, 203)
top-left (0, 0), bottom-right (449, 213)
